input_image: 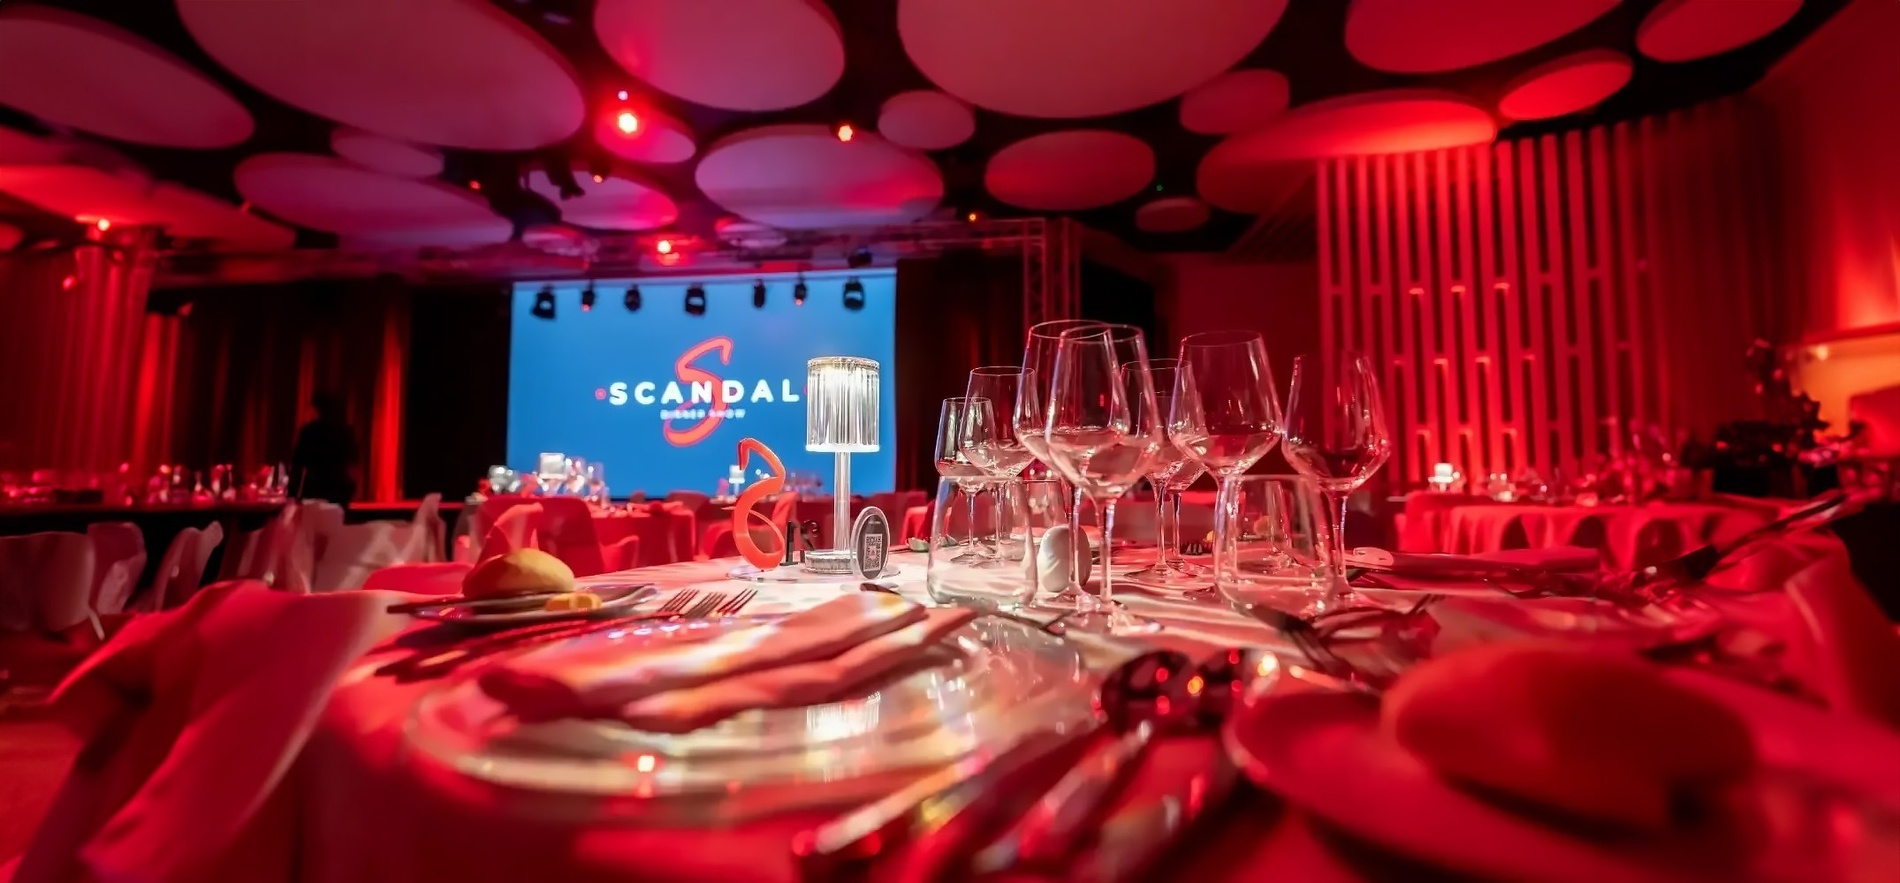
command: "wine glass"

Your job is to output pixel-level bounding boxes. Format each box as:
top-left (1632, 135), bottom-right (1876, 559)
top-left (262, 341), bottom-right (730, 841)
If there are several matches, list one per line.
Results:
top-left (934, 396), bottom-right (993, 563)
top-left (963, 366), bottom-right (1037, 479)
top-left (1170, 331), bottom-right (1282, 600)
top-left (1122, 359), bottom-right (1209, 587)
top-left (1043, 324), bottom-right (1164, 634)
top-left (1020, 320), bottom-right (1107, 601)
top-left (1281, 351), bottom-right (1392, 600)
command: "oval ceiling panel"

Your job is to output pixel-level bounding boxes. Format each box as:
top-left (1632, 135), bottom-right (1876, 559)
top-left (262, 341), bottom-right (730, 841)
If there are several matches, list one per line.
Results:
top-left (330, 128), bottom-right (444, 178)
top-left (178, 0), bottom-right (583, 150)
top-left (900, 0), bottom-right (1288, 118)
top-left (0, 6), bottom-right (251, 148)
top-left (595, 0), bottom-right (844, 111)
top-left (526, 170), bottom-right (678, 232)
top-left (1498, 50), bottom-right (1632, 120)
top-left (1179, 69), bottom-right (1291, 135)
top-left (235, 153), bottom-right (511, 247)
top-left (1346, 0), bottom-right (1620, 73)
top-left (878, 91), bottom-right (976, 151)
top-left (986, 130), bottom-right (1154, 211)
top-left (1638, 0), bottom-right (1803, 63)
top-left (1135, 197), bottom-right (1210, 233)
top-left (593, 107), bottom-right (697, 164)
top-left (696, 124), bottom-right (943, 229)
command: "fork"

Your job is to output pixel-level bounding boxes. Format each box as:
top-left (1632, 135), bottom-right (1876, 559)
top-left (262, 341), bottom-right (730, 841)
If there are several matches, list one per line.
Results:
top-left (717, 588), bottom-right (757, 617)
top-left (378, 589), bottom-right (700, 681)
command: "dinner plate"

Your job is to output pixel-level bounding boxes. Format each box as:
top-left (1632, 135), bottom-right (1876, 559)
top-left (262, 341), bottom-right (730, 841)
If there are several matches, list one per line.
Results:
top-left (406, 582), bottom-right (652, 628)
top-left (1223, 676), bottom-right (1900, 883)
top-left (406, 613), bottom-right (1096, 811)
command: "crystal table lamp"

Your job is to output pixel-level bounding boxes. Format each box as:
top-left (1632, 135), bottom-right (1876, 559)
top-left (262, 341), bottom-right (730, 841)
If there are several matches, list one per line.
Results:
top-left (805, 356), bottom-right (879, 572)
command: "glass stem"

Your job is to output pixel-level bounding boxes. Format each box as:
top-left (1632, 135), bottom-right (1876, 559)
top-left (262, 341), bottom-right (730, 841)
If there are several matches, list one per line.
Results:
top-left (1069, 486), bottom-right (1086, 588)
top-left (964, 487), bottom-right (981, 546)
top-left (1163, 488), bottom-right (1182, 568)
top-left (1100, 497), bottom-right (1117, 606)
top-left (1154, 487), bottom-right (1170, 567)
top-left (1329, 490), bottom-right (1350, 587)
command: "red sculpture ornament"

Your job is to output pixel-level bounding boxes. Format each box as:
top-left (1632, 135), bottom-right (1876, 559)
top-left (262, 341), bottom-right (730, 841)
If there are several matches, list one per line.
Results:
top-left (731, 437), bottom-right (787, 570)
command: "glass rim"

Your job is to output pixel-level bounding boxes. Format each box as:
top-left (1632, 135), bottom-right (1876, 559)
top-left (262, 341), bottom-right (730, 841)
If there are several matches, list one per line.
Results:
top-left (1026, 318), bottom-right (1107, 338)
top-left (1055, 321), bottom-right (1142, 342)
top-left (1221, 473), bottom-right (1323, 485)
top-left (1179, 329), bottom-right (1266, 348)
top-left (969, 364), bottom-right (1031, 376)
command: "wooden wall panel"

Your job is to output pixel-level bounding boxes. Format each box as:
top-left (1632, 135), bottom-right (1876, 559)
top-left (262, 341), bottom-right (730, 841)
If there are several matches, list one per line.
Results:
top-left (1318, 101), bottom-right (1781, 485)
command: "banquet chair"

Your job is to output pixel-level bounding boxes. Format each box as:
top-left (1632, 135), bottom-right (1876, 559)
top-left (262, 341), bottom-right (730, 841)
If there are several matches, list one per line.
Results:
top-left (1785, 550), bottom-right (1900, 729)
top-left (701, 492), bottom-right (799, 560)
top-left (535, 497), bottom-right (641, 576)
top-left (85, 521), bottom-right (146, 616)
top-left (309, 493), bottom-right (444, 591)
top-left (1846, 384), bottom-right (1900, 496)
top-left (664, 490), bottom-right (711, 511)
top-left (362, 561), bottom-right (470, 595)
top-left (140, 523), bottom-right (224, 612)
top-left (221, 502), bottom-right (314, 591)
top-left (0, 531), bottom-right (101, 694)
top-left (466, 495), bottom-right (542, 562)
top-left (641, 500), bottom-right (697, 563)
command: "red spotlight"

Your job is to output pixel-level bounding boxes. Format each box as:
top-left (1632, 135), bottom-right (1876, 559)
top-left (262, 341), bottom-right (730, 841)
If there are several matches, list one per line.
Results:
top-left (92, 218), bottom-right (111, 231)
top-left (617, 110), bottom-right (640, 135)
top-left (469, 180), bottom-right (482, 191)
top-left (60, 274), bottom-right (77, 291)
top-left (656, 238), bottom-right (673, 255)
top-left (836, 123), bottom-right (854, 142)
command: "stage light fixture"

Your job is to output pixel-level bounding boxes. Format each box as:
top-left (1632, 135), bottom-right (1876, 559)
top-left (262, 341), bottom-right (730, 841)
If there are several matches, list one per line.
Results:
top-left (842, 277), bottom-right (866, 311)
top-left (531, 285), bottom-right (557, 320)
top-left (793, 274), bottom-right (808, 307)
top-left (656, 238), bottom-right (673, 255)
top-left (836, 123), bottom-right (855, 142)
top-left (616, 89), bottom-right (629, 101)
top-left (846, 246), bottom-right (873, 269)
top-left (684, 283), bottom-right (707, 316)
top-left (752, 279), bottom-right (767, 309)
top-left (617, 110), bottom-right (639, 134)
top-left (623, 285), bottom-right (641, 312)
top-left (580, 283), bottom-right (596, 312)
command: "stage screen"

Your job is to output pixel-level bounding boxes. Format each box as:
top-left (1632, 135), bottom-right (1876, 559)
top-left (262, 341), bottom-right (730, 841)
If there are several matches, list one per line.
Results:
top-left (507, 270), bottom-right (897, 497)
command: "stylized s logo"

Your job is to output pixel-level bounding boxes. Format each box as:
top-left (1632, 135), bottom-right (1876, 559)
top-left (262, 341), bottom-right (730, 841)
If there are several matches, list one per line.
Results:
top-left (732, 437), bottom-right (787, 570)
top-left (664, 336), bottom-right (734, 447)
top-left (607, 382), bottom-right (628, 405)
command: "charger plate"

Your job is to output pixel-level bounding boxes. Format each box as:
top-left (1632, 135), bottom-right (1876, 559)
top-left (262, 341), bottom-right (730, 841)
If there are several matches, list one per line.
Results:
top-left (406, 613), bottom-right (1095, 808)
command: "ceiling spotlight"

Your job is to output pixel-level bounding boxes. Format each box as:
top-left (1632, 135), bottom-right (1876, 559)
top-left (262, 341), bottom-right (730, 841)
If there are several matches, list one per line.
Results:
top-left (842, 277), bottom-right (866, 311)
top-left (965, 211), bottom-right (980, 223)
top-left (656, 238), bottom-right (673, 255)
top-left (592, 173), bottom-right (605, 184)
top-left (531, 285), bottom-right (556, 320)
top-left (793, 274), bottom-right (808, 307)
top-left (469, 180), bottom-right (482, 191)
top-left (846, 246), bottom-right (873, 269)
top-left (91, 218), bottom-right (111, 232)
top-left (617, 110), bottom-right (640, 135)
top-left (623, 285), bottom-right (641, 312)
top-left (580, 283), bottom-right (596, 312)
top-left (752, 279), bottom-right (767, 309)
top-left (61, 274), bottom-right (77, 291)
top-left (836, 123), bottom-right (855, 143)
top-left (684, 283), bottom-right (707, 316)
top-left (616, 89), bottom-right (629, 101)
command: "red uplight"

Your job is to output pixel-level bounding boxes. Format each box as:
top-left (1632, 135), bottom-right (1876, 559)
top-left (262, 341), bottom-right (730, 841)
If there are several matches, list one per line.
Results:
top-left (656, 238), bottom-right (673, 255)
top-left (60, 275), bottom-right (77, 291)
top-left (469, 180), bottom-right (482, 191)
top-left (836, 123), bottom-right (854, 142)
top-left (617, 110), bottom-right (640, 135)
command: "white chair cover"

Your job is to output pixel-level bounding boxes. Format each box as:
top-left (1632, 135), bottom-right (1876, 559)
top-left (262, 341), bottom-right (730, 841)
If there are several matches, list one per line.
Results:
top-left (141, 523), bottom-right (225, 611)
top-left (310, 494), bottom-right (445, 591)
top-left (86, 521), bottom-right (146, 615)
top-left (0, 531), bottom-right (98, 634)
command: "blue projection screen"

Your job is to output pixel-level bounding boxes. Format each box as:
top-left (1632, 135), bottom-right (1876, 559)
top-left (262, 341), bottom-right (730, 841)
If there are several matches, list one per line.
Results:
top-left (507, 270), bottom-right (897, 497)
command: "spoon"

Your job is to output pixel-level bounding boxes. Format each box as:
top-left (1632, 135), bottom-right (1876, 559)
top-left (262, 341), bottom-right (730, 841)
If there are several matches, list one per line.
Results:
top-left (792, 650), bottom-right (1187, 881)
top-left (973, 649), bottom-right (1197, 872)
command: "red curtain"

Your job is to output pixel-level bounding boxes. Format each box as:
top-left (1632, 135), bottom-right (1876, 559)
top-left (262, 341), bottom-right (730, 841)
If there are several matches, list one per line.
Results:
top-left (0, 236), bottom-right (180, 478)
top-left (893, 254), bottom-right (1030, 493)
top-left (165, 277), bottom-right (410, 501)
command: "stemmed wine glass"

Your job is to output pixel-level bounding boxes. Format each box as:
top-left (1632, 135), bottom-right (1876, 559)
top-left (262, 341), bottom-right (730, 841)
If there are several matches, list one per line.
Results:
top-left (1020, 319), bottom-right (1107, 601)
top-left (963, 367), bottom-right (1038, 480)
top-left (1170, 331), bottom-right (1283, 600)
top-left (1281, 351), bottom-right (1392, 600)
top-left (1123, 359), bottom-right (1208, 586)
top-left (934, 396), bottom-right (993, 562)
top-left (1044, 324), bottom-right (1164, 634)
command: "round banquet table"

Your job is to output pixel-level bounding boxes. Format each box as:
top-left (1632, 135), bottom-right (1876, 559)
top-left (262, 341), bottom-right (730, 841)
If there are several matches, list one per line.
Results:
top-left (1410, 498), bottom-right (1776, 570)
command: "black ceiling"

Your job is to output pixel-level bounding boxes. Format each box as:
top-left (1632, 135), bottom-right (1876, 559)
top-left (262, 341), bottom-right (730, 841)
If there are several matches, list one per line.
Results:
top-left (0, 0), bottom-right (1852, 254)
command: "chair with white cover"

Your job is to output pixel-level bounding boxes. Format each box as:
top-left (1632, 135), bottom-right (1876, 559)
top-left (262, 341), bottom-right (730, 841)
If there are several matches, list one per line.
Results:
top-left (1785, 550), bottom-right (1900, 730)
top-left (0, 531), bottom-right (100, 692)
top-left (86, 521), bottom-right (146, 616)
top-left (141, 523), bottom-right (225, 611)
top-left (309, 494), bottom-right (444, 591)
top-left (221, 503), bottom-right (313, 591)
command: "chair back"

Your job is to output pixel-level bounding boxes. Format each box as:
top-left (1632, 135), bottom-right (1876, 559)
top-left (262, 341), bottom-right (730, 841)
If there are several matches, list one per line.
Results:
top-left (147, 523), bottom-right (225, 610)
top-left (469, 495), bottom-right (540, 560)
top-left (1787, 551), bottom-right (1900, 730)
top-left (665, 490), bottom-right (711, 510)
top-left (87, 521), bottom-right (147, 615)
top-left (1849, 384), bottom-right (1900, 458)
top-left (0, 531), bottom-right (97, 634)
top-left (406, 492), bottom-right (444, 562)
top-left (534, 496), bottom-right (611, 576)
top-left (362, 561), bottom-right (471, 595)
top-left (480, 503), bottom-right (543, 561)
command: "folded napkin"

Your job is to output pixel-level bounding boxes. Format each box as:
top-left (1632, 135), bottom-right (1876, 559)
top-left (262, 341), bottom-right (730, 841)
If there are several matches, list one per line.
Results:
top-left (10, 581), bottom-right (403, 883)
top-left (480, 592), bottom-right (929, 722)
top-left (617, 608), bottom-right (977, 733)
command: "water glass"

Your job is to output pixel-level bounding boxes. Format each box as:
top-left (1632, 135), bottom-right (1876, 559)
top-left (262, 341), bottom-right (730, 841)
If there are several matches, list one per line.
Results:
top-left (1215, 475), bottom-right (1334, 616)
top-left (926, 476), bottom-right (1036, 609)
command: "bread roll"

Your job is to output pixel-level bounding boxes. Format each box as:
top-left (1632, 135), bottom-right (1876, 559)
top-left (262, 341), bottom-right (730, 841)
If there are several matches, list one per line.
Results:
top-left (1381, 643), bottom-right (1755, 830)
top-left (463, 549), bottom-right (575, 600)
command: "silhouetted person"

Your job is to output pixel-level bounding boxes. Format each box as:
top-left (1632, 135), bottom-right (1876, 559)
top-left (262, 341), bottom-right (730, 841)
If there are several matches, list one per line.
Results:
top-left (291, 391), bottom-right (359, 505)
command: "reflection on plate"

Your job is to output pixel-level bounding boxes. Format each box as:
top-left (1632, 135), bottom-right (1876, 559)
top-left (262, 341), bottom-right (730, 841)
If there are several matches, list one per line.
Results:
top-left (408, 583), bottom-right (651, 628)
top-left (1223, 680), bottom-right (1900, 883)
top-left (406, 614), bottom-right (1095, 813)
